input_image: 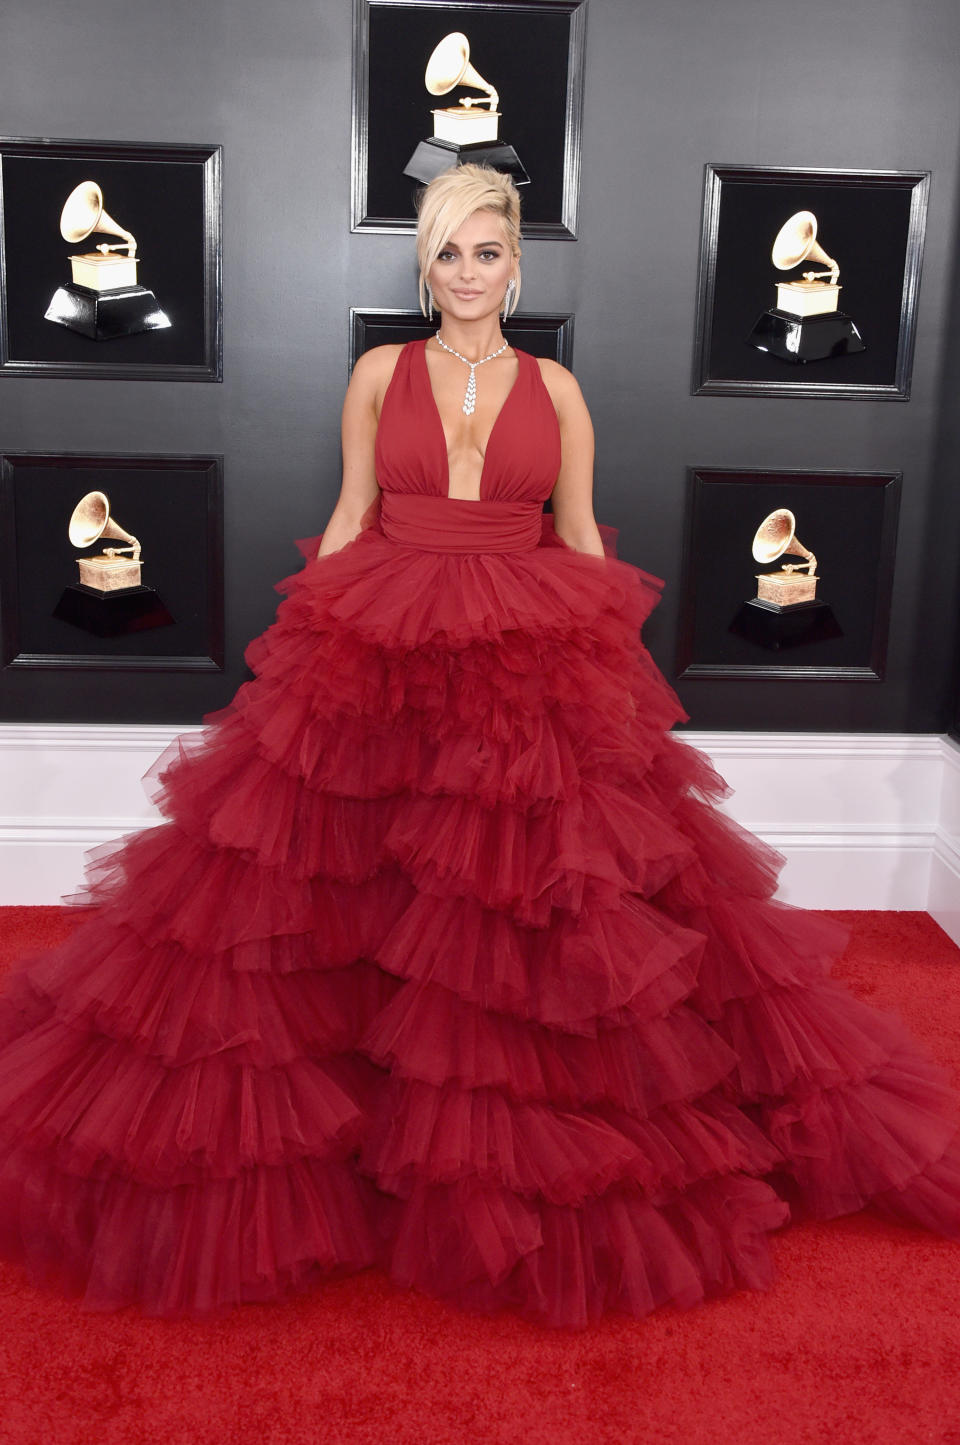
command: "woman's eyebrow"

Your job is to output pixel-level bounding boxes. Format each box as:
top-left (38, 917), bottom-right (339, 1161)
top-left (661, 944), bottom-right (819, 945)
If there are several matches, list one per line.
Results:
top-left (441, 240), bottom-right (504, 251)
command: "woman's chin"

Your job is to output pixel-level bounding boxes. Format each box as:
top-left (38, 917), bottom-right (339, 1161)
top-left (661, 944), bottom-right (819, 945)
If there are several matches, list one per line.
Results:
top-left (437, 300), bottom-right (499, 325)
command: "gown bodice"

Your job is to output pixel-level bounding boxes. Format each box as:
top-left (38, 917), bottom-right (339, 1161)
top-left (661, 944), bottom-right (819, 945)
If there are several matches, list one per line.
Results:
top-left (373, 339), bottom-right (562, 554)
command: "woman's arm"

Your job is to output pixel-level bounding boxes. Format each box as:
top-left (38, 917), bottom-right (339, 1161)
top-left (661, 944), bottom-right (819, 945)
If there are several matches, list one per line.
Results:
top-left (317, 345), bottom-right (401, 558)
top-left (538, 358), bottom-right (605, 558)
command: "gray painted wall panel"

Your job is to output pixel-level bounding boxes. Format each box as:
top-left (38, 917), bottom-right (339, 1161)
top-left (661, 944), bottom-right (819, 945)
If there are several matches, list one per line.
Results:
top-left (1, 0), bottom-right (958, 730)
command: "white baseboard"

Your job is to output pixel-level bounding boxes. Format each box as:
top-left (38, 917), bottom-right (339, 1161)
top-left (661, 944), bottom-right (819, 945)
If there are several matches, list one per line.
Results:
top-left (0, 724), bottom-right (175, 906)
top-left (687, 730), bottom-right (945, 904)
top-left (0, 724), bottom-right (957, 944)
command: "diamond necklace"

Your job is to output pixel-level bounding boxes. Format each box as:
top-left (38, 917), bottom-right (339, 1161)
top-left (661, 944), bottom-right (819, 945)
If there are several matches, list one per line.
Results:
top-left (434, 333), bottom-right (510, 416)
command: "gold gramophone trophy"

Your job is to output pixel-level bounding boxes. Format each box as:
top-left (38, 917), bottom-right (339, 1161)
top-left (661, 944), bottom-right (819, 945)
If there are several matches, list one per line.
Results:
top-left (404, 32), bottom-right (529, 185)
top-left (728, 508), bottom-right (842, 651)
top-left (44, 181), bottom-right (172, 340)
top-left (745, 211), bottom-right (865, 363)
top-left (53, 491), bottom-right (174, 637)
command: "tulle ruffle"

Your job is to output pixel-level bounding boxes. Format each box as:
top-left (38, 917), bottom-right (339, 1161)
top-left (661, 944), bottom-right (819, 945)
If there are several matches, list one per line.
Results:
top-left (0, 517), bottom-right (958, 1325)
top-left (383, 1172), bottom-right (791, 1329)
top-left (0, 1149), bottom-right (386, 1318)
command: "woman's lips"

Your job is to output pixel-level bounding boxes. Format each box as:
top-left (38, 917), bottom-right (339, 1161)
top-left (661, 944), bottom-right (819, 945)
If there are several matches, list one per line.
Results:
top-left (452, 290), bottom-right (482, 299)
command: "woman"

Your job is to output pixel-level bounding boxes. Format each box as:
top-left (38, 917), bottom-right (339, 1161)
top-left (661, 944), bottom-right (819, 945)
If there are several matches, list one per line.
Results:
top-left (0, 164), bottom-right (958, 1329)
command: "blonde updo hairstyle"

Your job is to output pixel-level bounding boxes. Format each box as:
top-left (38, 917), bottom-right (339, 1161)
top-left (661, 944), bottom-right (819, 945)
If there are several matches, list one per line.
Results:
top-left (416, 163), bottom-right (522, 320)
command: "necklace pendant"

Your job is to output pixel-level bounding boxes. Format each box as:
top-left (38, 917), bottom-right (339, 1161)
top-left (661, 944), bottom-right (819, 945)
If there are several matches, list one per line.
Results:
top-left (434, 332), bottom-right (508, 420)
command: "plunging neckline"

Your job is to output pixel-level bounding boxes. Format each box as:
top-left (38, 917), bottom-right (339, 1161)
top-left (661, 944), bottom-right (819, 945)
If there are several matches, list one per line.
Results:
top-left (419, 338), bottom-right (523, 502)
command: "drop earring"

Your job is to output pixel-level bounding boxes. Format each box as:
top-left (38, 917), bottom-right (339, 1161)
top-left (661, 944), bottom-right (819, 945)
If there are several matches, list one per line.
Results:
top-left (426, 285), bottom-right (435, 322)
top-left (501, 278), bottom-right (516, 321)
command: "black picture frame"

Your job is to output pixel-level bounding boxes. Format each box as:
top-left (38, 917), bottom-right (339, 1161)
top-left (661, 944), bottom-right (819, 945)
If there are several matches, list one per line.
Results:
top-left (352, 0), bottom-right (586, 239)
top-left (675, 467), bottom-right (901, 681)
top-left (349, 306), bottom-right (574, 366)
top-left (1, 452), bottom-right (224, 672)
top-left (693, 165), bottom-right (929, 400)
top-left (0, 137), bottom-right (222, 381)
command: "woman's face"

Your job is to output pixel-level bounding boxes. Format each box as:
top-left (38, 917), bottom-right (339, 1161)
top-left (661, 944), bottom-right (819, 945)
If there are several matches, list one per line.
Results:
top-left (426, 208), bottom-right (516, 324)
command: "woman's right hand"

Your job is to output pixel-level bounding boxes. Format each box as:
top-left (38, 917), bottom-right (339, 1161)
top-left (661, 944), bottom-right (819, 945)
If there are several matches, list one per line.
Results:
top-left (316, 507), bottom-right (365, 558)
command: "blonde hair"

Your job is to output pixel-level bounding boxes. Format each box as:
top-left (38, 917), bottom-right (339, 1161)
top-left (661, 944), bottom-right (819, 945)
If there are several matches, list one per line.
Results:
top-left (415, 163), bottom-right (522, 319)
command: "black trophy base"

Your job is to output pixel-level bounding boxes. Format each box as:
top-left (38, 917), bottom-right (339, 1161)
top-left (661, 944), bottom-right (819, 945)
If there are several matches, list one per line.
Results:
top-left (728, 597), bottom-right (843, 651)
top-left (53, 585), bottom-right (175, 638)
top-left (44, 282), bottom-right (172, 340)
top-left (745, 309), bottom-right (866, 364)
top-left (403, 137), bottom-right (530, 186)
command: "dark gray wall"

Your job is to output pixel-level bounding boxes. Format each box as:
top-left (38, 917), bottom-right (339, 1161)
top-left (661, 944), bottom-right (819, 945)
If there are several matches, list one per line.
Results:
top-left (2, 0), bottom-right (959, 730)
top-left (930, 132), bottom-right (960, 745)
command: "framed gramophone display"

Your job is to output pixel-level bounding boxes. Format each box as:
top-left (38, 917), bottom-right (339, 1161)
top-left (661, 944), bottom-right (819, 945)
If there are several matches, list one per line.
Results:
top-left (725, 508), bottom-right (844, 653)
top-left (352, 0), bottom-right (586, 238)
top-left (0, 452), bottom-right (224, 672)
top-left (403, 31), bottom-right (530, 188)
top-left (52, 490), bottom-right (176, 639)
top-left (692, 165), bottom-right (929, 400)
top-left (743, 210), bottom-right (866, 364)
top-left (349, 307), bottom-right (574, 368)
top-left (44, 181), bottom-right (173, 342)
top-left (675, 467), bottom-right (901, 682)
top-left (0, 137), bottom-right (222, 380)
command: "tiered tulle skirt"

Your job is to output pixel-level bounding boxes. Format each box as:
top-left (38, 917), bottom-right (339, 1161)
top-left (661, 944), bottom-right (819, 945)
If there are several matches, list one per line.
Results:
top-left (0, 516), bottom-right (959, 1326)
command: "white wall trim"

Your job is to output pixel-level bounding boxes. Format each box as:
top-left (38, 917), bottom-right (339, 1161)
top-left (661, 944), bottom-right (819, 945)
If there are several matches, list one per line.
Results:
top-left (683, 731), bottom-right (947, 762)
top-left (0, 724), bottom-right (957, 943)
top-left (0, 817), bottom-right (154, 845)
top-left (929, 735), bottom-right (960, 945)
top-left (673, 730), bottom-right (950, 922)
top-left (0, 724), bottom-right (187, 749)
top-left (0, 723), bottom-right (188, 906)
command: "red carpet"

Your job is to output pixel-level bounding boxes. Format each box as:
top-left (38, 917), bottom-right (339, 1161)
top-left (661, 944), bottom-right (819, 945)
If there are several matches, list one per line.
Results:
top-left (0, 906), bottom-right (959, 1445)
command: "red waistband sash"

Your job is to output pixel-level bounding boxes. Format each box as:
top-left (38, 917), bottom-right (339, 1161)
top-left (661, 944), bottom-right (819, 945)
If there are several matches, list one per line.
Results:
top-left (379, 491), bottom-right (544, 554)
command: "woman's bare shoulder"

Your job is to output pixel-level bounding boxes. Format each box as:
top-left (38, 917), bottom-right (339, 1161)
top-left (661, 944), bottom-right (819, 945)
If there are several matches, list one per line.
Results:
top-left (350, 342), bottom-right (405, 385)
top-left (534, 355), bottom-right (587, 412)
top-left (347, 343), bottom-right (406, 410)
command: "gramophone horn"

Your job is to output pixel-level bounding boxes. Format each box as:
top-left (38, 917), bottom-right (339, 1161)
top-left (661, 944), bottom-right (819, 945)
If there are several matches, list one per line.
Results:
top-left (59, 181), bottom-right (138, 257)
top-left (751, 508), bottom-right (817, 574)
top-left (771, 210), bottom-right (838, 283)
top-left (425, 32), bottom-right (499, 110)
top-left (68, 491), bottom-right (140, 557)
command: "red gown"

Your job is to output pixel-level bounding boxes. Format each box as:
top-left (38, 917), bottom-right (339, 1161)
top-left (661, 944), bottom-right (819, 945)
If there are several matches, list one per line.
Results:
top-left (1, 338), bottom-right (959, 1327)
